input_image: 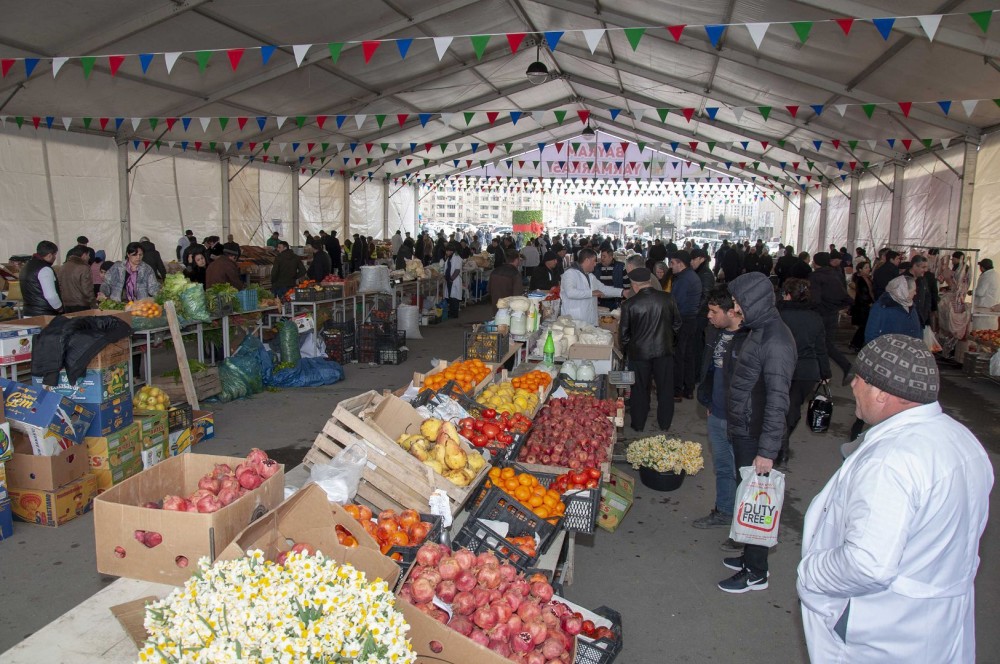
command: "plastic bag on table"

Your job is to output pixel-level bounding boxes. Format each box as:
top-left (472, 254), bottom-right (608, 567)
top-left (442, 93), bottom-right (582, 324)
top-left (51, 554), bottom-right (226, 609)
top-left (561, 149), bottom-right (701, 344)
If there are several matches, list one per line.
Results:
top-left (277, 320), bottom-right (301, 365)
top-left (179, 284), bottom-right (212, 322)
top-left (269, 357), bottom-right (344, 388)
top-left (309, 442), bottom-right (368, 503)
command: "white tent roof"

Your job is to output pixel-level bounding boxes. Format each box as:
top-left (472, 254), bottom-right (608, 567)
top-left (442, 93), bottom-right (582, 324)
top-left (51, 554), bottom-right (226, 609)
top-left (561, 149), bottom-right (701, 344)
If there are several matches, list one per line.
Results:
top-left (1, 0), bottom-right (998, 191)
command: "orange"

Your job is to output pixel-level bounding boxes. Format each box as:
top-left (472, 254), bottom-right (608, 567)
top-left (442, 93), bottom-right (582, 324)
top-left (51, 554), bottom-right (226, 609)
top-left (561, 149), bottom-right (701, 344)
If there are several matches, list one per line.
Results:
top-left (500, 467), bottom-right (515, 480)
top-left (533, 506), bottom-right (550, 518)
top-left (542, 494), bottom-right (558, 509)
top-left (532, 485), bottom-right (546, 496)
top-left (554, 502), bottom-right (566, 515)
top-left (514, 486), bottom-right (531, 502)
top-left (517, 474), bottom-right (533, 486)
top-left (546, 489), bottom-right (561, 502)
top-left (488, 468), bottom-right (501, 481)
top-left (504, 478), bottom-right (520, 493)
top-left (528, 495), bottom-right (543, 508)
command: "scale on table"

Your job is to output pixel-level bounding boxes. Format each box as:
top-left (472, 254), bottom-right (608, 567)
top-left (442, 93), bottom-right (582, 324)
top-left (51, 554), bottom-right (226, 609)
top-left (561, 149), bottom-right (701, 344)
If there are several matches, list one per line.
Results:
top-left (607, 370), bottom-right (635, 386)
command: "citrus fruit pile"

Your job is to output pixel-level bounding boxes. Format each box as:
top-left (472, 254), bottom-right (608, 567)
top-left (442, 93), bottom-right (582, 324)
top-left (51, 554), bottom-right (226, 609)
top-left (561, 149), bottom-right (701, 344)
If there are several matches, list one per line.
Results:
top-left (128, 301), bottom-right (163, 318)
top-left (420, 358), bottom-right (492, 393)
top-left (486, 467), bottom-right (565, 523)
top-left (511, 369), bottom-right (554, 392)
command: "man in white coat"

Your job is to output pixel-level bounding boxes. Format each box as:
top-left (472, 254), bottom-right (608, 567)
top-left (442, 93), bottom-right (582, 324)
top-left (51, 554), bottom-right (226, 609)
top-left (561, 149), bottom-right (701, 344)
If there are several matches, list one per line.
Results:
top-left (798, 334), bottom-right (992, 663)
top-left (560, 248), bottom-right (627, 325)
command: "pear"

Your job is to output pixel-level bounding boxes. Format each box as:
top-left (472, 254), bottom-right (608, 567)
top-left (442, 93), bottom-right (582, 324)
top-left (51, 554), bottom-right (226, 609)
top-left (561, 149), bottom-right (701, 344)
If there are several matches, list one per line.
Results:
top-left (460, 467), bottom-right (478, 483)
top-left (443, 469), bottom-right (471, 486)
top-left (423, 459), bottom-right (445, 475)
top-left (444, 440), bottom-right (468, 470)
top-left (441, 421), bottom-right (461, 445)
top-left (420, 419), bottom-right (443, 441)
top-left (466, 452), bottom-right (486, 472)
top-left (411, 438), bottom-right (431, 461)
top-left (432, 441), bottom-right (448, 465)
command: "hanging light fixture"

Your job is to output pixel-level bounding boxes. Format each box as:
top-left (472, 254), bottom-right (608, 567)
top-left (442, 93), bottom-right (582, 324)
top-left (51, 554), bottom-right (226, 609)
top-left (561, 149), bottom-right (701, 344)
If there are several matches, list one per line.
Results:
top-left (525, 42), bottom-right (549, 84)
top-left (581, 121), bottom-right (596, 138)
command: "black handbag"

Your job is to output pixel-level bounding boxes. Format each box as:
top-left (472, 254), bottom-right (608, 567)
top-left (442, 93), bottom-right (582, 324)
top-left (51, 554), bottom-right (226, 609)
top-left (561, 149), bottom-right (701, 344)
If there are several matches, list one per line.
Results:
top-left (808, 382), bottom-right (834, 433)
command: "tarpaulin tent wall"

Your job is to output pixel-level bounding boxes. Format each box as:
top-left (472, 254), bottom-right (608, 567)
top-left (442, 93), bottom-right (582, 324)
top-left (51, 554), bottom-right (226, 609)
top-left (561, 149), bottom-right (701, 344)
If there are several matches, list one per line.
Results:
top-left (229, 161), bottom-right (293, 246)
top-left (856, 167), bottom-right (894, 251)
top-left (387, 182), bottom-right (416, 238)
top-left (801, 193), bottom-right (821, 255)
top-left (969, 132), bottom-right (1000, 264)
top-left (299, 176), bottom-right (346, 240)
top-left (825, 188), bottom-right (851, 250)
top-left (349, 179), bottom-right (385, 239)
top-left (899, 146), bottom-right (963, 249)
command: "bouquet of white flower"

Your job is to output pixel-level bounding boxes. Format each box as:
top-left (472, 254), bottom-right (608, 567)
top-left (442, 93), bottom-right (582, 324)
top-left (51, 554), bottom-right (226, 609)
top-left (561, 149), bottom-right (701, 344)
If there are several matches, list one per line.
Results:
top-left (138, 550), bottom-right (416, 663)
top-left (625, 435), bottom-right (704, 475)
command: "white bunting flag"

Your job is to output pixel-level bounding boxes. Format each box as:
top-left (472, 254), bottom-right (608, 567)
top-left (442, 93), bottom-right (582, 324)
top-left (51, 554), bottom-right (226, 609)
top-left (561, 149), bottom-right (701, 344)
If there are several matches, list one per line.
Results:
top-left (354, 115), bottom-right (366, 129)
top-left (961, 99), bottom-right (978, 117)
top-left (434, 37), bottom-right (453, 61)
top-left (276, 116), bottom-right (287, 129)
top-left (834, 104), bottom-right (848, 117)
top-left (866, 140), bottom-right (877, 151)
top-left (632, 108), bottom-right (645, 122)
top-left (439, 113), bottom-right (454, 127)
top-left (199, 117), bottom-right (211, 132)
top-left (940, 137), bottom-right (951, 149)
top-left (62, 117), bottom-right (72, 131)
top-left (164, 52), bottom-right (182, 74)
top-left (223, 142), bottom-right (231, 151)
top-left (292, 44), bottom-right (312, 67)
top-left (745, 23), bottom-right (770, 49)
top-left (131, 117), bottom-right (142, 131)
top-left (582, 29), bottom-right (605, 54)
top-left (732, 107), bottom-right (744, 122)
top-left (278, 142), bottom-right (287, 152)
top-left (916, 15), bottom-right (942, 42)
top-left (52, 57), bottom-right (68, 78)
top-left (532, 110), bottom-right (546, 124)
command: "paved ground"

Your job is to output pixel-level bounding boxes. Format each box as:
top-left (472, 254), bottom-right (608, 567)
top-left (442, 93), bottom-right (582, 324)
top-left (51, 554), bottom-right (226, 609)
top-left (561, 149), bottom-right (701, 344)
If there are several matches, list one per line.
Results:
top-left (0, 304), bottom-right (997, 663)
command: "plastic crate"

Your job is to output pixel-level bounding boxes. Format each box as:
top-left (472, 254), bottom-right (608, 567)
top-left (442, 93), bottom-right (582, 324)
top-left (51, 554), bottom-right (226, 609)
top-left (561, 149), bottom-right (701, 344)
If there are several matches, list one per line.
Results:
top-left (557, 375), bottom-right (608, 399)
top-left (377, 346), bottom-right (408, 365)
top-left (472, 485), bottom-right (561, 553)
top-left (358, 326), bottom-right (405, 364)
top-left (510, 463), bottom-right (601, 534)
top-left (386, 512), bottom-right (444, 578)
top-left (321, 320), bottom-right (356, 364)
top-left (294, 287), bottom-right (319, 302)
top-left (453, 516), bottom-right (541, 571)
top-left (465, 329), bottom-right (511, 363)
top-left (235, 289), bottom-right (259, 312)
top-left (167, 403), bottom-right (194, 431)
top-left (574, 606), bottom-right (624, 664)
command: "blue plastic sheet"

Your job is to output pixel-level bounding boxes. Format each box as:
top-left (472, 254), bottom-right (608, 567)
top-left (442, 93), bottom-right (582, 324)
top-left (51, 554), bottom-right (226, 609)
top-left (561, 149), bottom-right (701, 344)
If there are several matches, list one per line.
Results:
top-left (269, 357), bottom-right (344, 388)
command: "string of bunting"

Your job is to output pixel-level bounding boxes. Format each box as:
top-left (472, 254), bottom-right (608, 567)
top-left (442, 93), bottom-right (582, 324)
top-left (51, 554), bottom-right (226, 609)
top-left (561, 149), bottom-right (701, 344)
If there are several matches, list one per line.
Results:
top-left (0, 11), bottom-right (993, 79)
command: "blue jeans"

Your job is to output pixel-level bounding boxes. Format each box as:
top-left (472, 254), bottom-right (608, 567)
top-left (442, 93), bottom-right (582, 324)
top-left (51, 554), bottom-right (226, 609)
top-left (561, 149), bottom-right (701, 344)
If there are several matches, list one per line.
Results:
top-left (707, 414), bottom-right (736, 516)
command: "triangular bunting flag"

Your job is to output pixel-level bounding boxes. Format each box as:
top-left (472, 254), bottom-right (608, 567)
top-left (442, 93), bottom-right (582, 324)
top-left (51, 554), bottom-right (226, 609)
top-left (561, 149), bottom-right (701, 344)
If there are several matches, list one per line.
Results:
top-left (810, 104), bottom-right (824, 116)
top-left (62, 117), bottom-right (72, 130)
top-left (941, 137), bottom-right (952, 149)
top-left (486, 112), bottom-right (499, 124)
top-left (0, 59), bottom-right (14, 78)
top-left (746, 23), bottom-right (769, 49)
top-left (464, 112), bottom-right (475, 126)
top-left (470, 35), bottom-right (491, 60)
top-left (80, 56), bottom-right (96, 78)
top-left (256, 116), bottom-right (266, 130)
top-left (396, 113), bottom-right (409, 127)
top-left (834, 104), bottom-right (848, 117)
top-left (633, 108), bottom-right (645, 122)
top-left (261, 45), bottom-right (276, 65)
top-left (146, 117), bottom-right (157, 130)
top-left (582, 29), bottom-right (605, 53)
top-left (544, 31), bottom-right (564, 50)
top-left (293, 44), bottom-right (312, 66)
top-left (226, 48), bottom-right (244, 71)
top-left (553, 109), bottom-right (566, 125)
top-left (962, 99), bottom-right (978, 117)
top-left (131, 117), bottom-right (142, 131)
top-left (108, 55), bottom-right (125, 76)
top-left (666, 25), bottom-right (686, 42)
top-left (917, 15), bottom-right (942, 41)
top-left (969, 11), bottom-right (992, 34)
top-left (362, 41), bottom-right (380, 63)
top-left (375, 114), bottom-right (386, 128)
top-left (705, 107), bottom-right (719, 120)
top-left (315, 115), bottom-right (328, 129)
top-left (195, 51), bottom-right (212, 72)
top-left (682, 108), bottom-right (695, 121)
top-left (732, 107), bottom-right (744, 122)
top-left (354, 115), bottom-right (366, 129)
top-left (440, 113), bottom-right (454, 126)
top-left (872, 18), bottom-right (895, 40)
top-left (506, 33), bottom-right (526, 53)
top-left (790, 21), bottom-right (812, 44)
top-left (328, 43), bottom-right (344, 63)
top-left (862, 104), bottom-right (876, 118)
top-left (577, 110), bottom-right (590, 124)
top-left (786, 105), bottom-right (799, 118)
top-left (218, 117), bottom-right (228, 130)
top-left (705, 25), bottom-right (726, 48)
top-left (610, 108), bottom-right (621, 120)
top-left (52, 57), bottom-right (68, 77)
top-left (922, 138), bottom-right (934, 149)
top-left (236, 117), bottom-right (247, 130)
top-left (898, 102), bottom-right (912, 117)
top-left (901, 139), bottom-right (912, 151)
top-left (657, 108), bottom-right (669, 122)
top-left (418, 113), bottom-right (431, 127)
top-left (295, 116), bottom-right (306, 128)
top-left (434, 37), bottom-right (453, 60)
top-left (937, 100), bottom-right (952, 115)
top-left (166, 117), bottom-right (178, 130)
top-left (164, 52), bottom-right (181, 74)
top-left (510, 111), bottom-right (522, 124)
top-left (758, 106), bottom-right (771, 120)
top-left (396, 38), bottom-right (413, 59)
top-left (835, 18), bottom-right (855, 36)
top-left (623, 27), bottom-right (645, 51)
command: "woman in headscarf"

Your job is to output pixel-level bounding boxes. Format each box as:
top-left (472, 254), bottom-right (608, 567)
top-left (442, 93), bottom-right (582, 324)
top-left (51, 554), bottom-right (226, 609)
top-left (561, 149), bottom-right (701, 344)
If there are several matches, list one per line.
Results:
top-left (864, 274), bottom-right (921, 344)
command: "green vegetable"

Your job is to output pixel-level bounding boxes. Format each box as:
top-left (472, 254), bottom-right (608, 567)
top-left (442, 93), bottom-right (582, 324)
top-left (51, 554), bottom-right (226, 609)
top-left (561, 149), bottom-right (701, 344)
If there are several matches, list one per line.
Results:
top-left (99, 299), bottom-right (127, 311)
top-left (161, 360), bottom-right (209, 378)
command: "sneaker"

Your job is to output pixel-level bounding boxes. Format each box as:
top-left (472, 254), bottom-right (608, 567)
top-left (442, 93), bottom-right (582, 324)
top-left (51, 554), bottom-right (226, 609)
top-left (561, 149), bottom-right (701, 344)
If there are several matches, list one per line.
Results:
top-left (720, 537), bottom-right (744, 553)
top-left (693, 509), bottom-right (733, 529)
top-left (718, 568), bottom-right (769, 593)
top-left (722, 556), bottom-right (744, 571)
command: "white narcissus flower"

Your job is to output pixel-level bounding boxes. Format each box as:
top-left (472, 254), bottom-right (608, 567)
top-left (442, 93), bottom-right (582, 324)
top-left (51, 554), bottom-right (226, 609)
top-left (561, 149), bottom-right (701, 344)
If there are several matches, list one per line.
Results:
top-left (626, 435), bottom-right (705, 474)
top-left (137, 551), bottom-right (415, 663)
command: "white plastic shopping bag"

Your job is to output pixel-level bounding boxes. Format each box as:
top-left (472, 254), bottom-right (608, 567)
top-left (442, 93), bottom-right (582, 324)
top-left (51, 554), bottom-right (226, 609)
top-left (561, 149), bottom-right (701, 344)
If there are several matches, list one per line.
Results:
top-left (729, 466), bottom-right (785, 548)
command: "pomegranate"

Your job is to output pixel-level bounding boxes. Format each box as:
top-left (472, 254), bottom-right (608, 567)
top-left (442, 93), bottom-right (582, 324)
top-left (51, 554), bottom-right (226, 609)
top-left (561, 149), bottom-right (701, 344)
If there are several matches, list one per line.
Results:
top-left (473, 605), bottom-right (498, 630)
top-left (453, 548), bottom-right (476, 570)
top-left (435, 579), bottom-right (457, 603)
top-left (258, 459), bottom-right (280, 479)
top-left (530, 581), bottom-right (554, 602)
top-left (437, 556), bottom-right (461, 581)
top-left (411, 577), bottom-right (436, 604)
top-left (560, 614), bottom-right (582, 635)
top-left (237, 468), bottom-right (262, 490)
top-left (415, 543), bottom-right (444, 567)
top-left (196, 495), bottom-right (222, 513)
top-left (217, 487), bottom-right (240, 506)
top-left (162, 495), bottom-right (186, 511)
top-left (246, 448), bottom-right (269, 466)
top-left (454, 570), bottom-right (477, 592)
top-left (468, 629), bottom-right (489, 647)
top-left (477, 566), bottom-right (502, 589)
top-left (451, 591), bottom-right (477, 616)
top-left (197, 476), bottom-right (221, 495)
top-left (291, 542), bottom-right (315, 556)
top-left (448, 615), bottom-right (474, 636)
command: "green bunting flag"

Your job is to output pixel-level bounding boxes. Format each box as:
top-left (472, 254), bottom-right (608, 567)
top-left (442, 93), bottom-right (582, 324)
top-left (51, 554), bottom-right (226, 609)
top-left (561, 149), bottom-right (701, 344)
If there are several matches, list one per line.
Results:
top-left (862, 104), bottom-right (876, 119)
top-left (554, 110), bottom-right (567, 125)
top-left (83, 117), bottom-right (92, 129)
top-left (758, 106), bottom-right (771, 120)
top-left (464, 112), bottom-right (475, 126)
top-left (328, 43), bottom-right (344, 63)
top-left (790, 21), bottom-right (813, 44)
top-left (657, 108), bottom-right (669, 122)
top-left (848, 140), bottom-right (858, 150)
top-left (969, 11), bottom-right (992, 33)
top-left (148, 117), bottom-right (159, 130)
top-left (375, 114), bottom-right (386, 128)
top-left (623, 28), bottom-right (646, 51)
top-left (218, 117), bottom-right (229, 130)
top-left (470, 35), bottom-right (491, 60)
top-left (80, 56), bottom-right (96, 78)
top-left (195, 51), bottom-right (212, 72)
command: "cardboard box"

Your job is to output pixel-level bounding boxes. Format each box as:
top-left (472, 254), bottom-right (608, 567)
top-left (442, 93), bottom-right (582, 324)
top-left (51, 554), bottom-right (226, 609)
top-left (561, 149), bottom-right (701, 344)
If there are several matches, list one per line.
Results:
top-left (1, 380), bottom-right (96, 454)
top-left (0, 323), bottom-right (40, 366)
top-left (31, 362), bottom-right (130, 403)
top-left (0, 461), bottom-right (7, 502)
top-left (191, 410), bottom-right (215, 446)
top-left (140, 431), bottom-right (167, 470)
top-left (4, 434), bottom-right (89, 491)
top-left (567, 343), bottom-right (621, 375)
top-left (88, 337), bottom-right (131, 369)
top-left (0, 420), bottom-right (10, 463)
top-left (135, 411), bottom-right (168, 438)
top-left (0, 498), bottom-right (12, 540)
top-left (18, 309), bottom-right (132, 332)
top-left (94, 453), bottom-right (285, 584)
top-left (86, 422), bottom-right (141, 471)
top-left (93, 455), bottom-right (143, 493)
top-left (168, 427), bottom-right (193, 457)
top-left (8, 473), bottom-right (98, 527)
top-left (84, 393), bottom-right (134, 438)
top-left (597, 466), bottom-right (635, 533)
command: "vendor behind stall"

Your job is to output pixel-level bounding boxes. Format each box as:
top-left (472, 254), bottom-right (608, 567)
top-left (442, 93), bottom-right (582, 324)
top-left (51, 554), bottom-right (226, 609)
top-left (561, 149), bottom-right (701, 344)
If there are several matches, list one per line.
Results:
top-left (489, 249), bottom-right (524, 308)
top-left (99, 242), bottom-right (161, 302)
top-left (530, 251), bottom-right (560, 292)
top-left (560, 248), bottom-right (627, 326)
top-left (205, 246), bottom-right (243, 289)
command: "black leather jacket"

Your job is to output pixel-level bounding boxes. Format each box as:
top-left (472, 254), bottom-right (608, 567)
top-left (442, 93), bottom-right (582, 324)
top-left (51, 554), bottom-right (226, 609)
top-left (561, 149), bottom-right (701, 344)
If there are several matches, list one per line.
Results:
top-left (19, 256), bottom-right (61, 316)
top-left (619, 287), bottom-right (682, 361)
top-left (777, 300), bottom-right (831, 381)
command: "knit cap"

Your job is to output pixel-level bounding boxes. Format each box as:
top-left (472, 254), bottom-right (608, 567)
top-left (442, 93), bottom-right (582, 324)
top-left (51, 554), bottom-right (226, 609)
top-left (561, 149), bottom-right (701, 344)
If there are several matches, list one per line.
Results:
top-left (853, 334), bottom-right (939, 404)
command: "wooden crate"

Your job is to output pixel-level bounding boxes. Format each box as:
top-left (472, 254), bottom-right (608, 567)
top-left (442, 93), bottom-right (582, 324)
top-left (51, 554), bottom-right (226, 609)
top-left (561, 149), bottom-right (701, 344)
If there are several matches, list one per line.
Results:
top-left (150, 367), bottom-right (222, 402)
top-left (304, 391), bottom-right (490, 515)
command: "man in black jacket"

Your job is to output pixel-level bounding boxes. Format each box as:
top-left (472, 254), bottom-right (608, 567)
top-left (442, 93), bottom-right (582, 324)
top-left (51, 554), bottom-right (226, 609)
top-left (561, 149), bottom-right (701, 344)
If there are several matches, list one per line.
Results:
top-left (719, 271), bottom-right (795, 593)
top-left (307, 239), bottom-right (332, 282)
top-left (774, 246), bottom-right (797, 286)
top-left (904, 255), bottom-right (933, 328)
top-left (620, 268), bottom-right (682, 432)
top-left (691, 248), bottom-right (716, 377)
top-left (139, 240), bottom-right (167, 282)
top-left (873, 249), bottom-right (901, 299)
top-left (324, 230), bottom-right (342, 277)
top-left (20, 240), bottom-right (63, 316)
top-left (808, 252), bottom-right (854, 381)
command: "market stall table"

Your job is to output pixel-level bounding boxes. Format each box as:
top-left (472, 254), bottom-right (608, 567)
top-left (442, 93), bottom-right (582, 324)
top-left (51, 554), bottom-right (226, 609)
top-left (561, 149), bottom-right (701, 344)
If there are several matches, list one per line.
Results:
top-left (218, 305), bottom-right (282, 358)
top-left (131, 321), bottom-right (204, 388)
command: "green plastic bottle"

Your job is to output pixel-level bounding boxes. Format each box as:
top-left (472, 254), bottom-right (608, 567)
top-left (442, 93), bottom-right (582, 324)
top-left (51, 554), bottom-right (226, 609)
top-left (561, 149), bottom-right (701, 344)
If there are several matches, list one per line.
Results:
top-left (543, 331), bottom-right (555, 366)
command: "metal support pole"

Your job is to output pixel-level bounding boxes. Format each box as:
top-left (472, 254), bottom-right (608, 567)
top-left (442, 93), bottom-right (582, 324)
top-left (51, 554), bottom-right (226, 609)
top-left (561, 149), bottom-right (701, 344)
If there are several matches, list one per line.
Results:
top-left (291, 167), bottom-right (300, 245)
top-left (383, 178), bottom-right (390, 239)
top-left (818, 183), bottom-right (829, 249)
top-left (220, 156), bottom-right (230, 242)
top-left (889, 161), bottom-right (904, 245)
top-left (343, 174), bottom-right (351, 238)
top-left (118, 141), bottom-right (131, 255)
top-left (955, 138), bottom-right (980, 247)
top-left (795, 192), bottom-right (806, 252)
top-left (847, 173), bottom-right (861, 251)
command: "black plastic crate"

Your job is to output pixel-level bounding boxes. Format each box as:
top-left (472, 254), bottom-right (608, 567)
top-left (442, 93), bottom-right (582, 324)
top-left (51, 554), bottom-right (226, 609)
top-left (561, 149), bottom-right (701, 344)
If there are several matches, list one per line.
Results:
top-left (453, 516), bottom-right (541, 571)
top-left (377, 346), bottom-right (408, 365)
top-left (574, 606), bottom-right (624, 664)
top-left (387, 513), bottom-right (444, 578)
top-left (471, 486), bottom-right (561, 554)
top-left (294, 287), bottom-right (319, 302)
top-left (321, 320), bottom-right (356, 364)
top-left (556, 375), bottom-right (608, 399)
top-left (510, 463), bottom-right (601, 534)
top-left (358, 326), bottom-right (405, 363)
top-left (464, 328), bottom-right (510, 363)
top-left (166, 403), bottom-right (194, 431)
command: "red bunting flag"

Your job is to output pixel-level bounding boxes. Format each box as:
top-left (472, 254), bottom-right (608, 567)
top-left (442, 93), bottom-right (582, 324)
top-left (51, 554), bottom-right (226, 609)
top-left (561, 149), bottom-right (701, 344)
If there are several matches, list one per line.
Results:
top-left (99, 118), bottom-right (109, 130)
top-left (237, 117), bottom-right (248, 130)
top-left (424, 143), bottom-right (433, 152)
top-left (195, 142), bottom-right (202, 151)
top-left (577, 110), bottom-right (590, 124)
top-left (316, 115), bottom-right (327, 129)
top-left (227, 49), bottom-right (244, 71)
top-left (362, 41), bottom-right (381, 63)
top-left (307, 143), bottom-right (315, 152)
top-left (689, 142), bottom-right (699, 151)
top-left (506, 33), bottom-right (526, 53)
top-left (486, 112), bottom-right (499, 124)
top-left (487, 143), bottom-right (496, 152)
top-left (901, 139), bottom-right (912, 151)
top-left (31, 116), bottom-right (40, 129)
top-left (682, 108), bottom-right (695, 121)
top-left (249, 142), bottom-right (257, 151)
top-left (396, 114), bottom-right (408, 127)
top-left (108, 55), bottom-right (125, 76)
top-left (761, 141), bottom-right (769, 149)
top-left (849, 161), bottom-right (857, 170)
top-left (0, 59), bottom-right (14, 77)
top-left (835, 18), bottom-right (854, 35)
top-left (786, 105), bottom-right (799, 118)
top-left (832, 139), bottom-right (841, 149)
top-left (666, 25), bottom-right (686, 42)
top-left (365, 143), bottom-right (374, 152)
top-left (898, 102), bottom-right (912, 117)
top-left (165, 118), bottom-right (177, 130)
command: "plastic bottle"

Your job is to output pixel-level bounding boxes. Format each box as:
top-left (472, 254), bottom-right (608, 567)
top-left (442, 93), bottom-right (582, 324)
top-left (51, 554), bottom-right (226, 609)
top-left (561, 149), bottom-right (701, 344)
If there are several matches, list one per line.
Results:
top-left (543, 330), bottom-right (556, 365)
top-left (527, 301), bottom-right (538, 333)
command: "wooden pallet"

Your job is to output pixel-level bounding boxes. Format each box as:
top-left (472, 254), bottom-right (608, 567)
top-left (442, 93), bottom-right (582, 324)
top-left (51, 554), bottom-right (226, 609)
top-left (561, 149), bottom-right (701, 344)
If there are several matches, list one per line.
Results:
top-left (304, 391), bottom-right (490, 515)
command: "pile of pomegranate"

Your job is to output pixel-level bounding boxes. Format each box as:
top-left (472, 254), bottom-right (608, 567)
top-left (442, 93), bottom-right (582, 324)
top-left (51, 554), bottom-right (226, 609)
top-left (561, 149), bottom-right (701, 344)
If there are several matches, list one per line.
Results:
top-left (142, 448), bottom-right (280, 514)
top-left (517, 396), bottom-right (616, 470)
top-left (399, 543), bottom-right (579, 662)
